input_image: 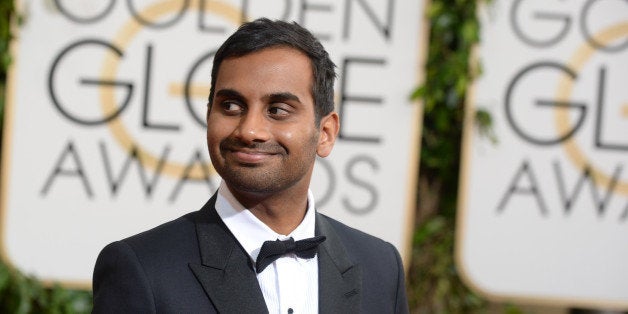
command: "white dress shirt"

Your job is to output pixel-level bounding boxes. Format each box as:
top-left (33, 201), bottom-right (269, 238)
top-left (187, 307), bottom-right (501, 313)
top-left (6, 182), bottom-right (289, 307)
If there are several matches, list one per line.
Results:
top-left (215, 182), bottom-right (319, 314)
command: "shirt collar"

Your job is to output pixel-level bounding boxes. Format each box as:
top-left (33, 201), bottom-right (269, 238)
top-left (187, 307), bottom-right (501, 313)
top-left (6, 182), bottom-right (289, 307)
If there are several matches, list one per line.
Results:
top-left (215, 181), bottom-right (316, 262)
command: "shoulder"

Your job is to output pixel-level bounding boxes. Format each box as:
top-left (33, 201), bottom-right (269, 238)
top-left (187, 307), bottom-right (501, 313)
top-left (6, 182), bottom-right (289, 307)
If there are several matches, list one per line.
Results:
top-left (317, 213), bottom-right (392, 248)
top-left (97, 209), bottom-right (205, 278)
top-left (317, 212), bottom-right (409, 312)
top-left (115, 194), bottom-right (219, 257)
top-left (123, 211), bottom-right (199, 252)
top-left (93, 209), bottom-right (210, 312)
top-left (94, 209), bottom-right (201, 274)
top-left (94, 195), bottom-right (218, 275)
top-left (316, 213), bottom-right (400, 263)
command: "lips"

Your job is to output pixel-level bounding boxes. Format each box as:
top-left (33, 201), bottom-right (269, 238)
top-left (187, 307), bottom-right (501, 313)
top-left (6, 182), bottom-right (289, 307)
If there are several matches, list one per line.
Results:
top-left (220, 139), bottom-right (285, 165)
top-left (229, 149), bottom-right (277, 164)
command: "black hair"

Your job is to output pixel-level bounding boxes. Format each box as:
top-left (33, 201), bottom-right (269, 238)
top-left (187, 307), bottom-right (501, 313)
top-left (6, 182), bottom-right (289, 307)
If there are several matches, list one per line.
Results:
top-left (208, 18), bottom-right (336, 123)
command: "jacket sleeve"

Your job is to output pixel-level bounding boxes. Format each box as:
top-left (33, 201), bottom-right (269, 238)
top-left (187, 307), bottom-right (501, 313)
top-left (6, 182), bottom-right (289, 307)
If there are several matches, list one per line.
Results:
top-left (92, 241), bottom-right (156, 313)
top-left (391, 243), bottom-right (409, 314)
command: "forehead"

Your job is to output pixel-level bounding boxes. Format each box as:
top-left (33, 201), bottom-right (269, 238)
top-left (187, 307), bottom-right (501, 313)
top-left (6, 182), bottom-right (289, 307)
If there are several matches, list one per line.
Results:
top-left (215, 47), bottom-right (314, 91)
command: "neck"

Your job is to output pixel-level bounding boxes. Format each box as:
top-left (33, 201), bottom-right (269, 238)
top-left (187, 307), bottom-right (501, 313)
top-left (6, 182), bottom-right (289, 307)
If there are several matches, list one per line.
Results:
top-left (227, 185), bottom-right (309, 235)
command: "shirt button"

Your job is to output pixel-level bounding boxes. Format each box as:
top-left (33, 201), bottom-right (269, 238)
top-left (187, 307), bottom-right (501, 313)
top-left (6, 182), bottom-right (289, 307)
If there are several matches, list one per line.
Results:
top-left (288, 308), bottom-right (294, 314)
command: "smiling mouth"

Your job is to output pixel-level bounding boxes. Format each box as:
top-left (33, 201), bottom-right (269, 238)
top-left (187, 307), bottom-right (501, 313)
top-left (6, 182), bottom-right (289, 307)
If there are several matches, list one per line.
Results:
top-left (228, 149), bottom-right (278, 164)
top-left (219, 138), bottom-right (285, 165)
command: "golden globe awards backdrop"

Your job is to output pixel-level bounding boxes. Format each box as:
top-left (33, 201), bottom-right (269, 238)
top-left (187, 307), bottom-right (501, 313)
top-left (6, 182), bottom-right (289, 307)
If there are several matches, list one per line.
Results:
top-left (458, 0), bottom-right (628, 309)
top-left (1, 0), bottom-right (425, 286)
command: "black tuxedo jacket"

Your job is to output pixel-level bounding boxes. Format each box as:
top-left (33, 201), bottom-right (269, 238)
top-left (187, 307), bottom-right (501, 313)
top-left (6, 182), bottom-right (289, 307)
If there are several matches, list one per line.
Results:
top-left (92, 195), bottom-right (408, 313)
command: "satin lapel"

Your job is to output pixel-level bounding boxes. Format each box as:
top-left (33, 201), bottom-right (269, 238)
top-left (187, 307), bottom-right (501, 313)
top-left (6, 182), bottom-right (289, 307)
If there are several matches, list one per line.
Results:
top-left (188, 195), bottom-right (268, 314)
top-left (316, 213), bottom-right (362, 314)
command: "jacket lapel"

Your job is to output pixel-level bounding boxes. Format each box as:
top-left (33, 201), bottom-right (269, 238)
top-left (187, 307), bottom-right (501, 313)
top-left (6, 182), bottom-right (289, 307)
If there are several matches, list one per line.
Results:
top-left (316, 213), bottom-right (362, 314)
top-left (188, 196), bottom-right (268, 313)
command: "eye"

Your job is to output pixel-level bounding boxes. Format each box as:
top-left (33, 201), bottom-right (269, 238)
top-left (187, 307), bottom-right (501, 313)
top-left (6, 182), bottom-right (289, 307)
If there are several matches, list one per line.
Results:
top-left (221, 101), bottom-right (243, 114)
top-left (268, 104), bottom-right (291, 117)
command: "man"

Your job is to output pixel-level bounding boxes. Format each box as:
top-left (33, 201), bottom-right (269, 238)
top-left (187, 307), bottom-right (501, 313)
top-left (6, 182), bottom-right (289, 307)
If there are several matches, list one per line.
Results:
top-left (92, 18), bottom-right (408, 314)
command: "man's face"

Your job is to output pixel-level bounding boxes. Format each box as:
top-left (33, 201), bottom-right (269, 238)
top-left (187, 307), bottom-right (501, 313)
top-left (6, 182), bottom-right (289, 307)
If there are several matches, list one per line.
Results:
top-left (207, 47), bottom-right (337, 200)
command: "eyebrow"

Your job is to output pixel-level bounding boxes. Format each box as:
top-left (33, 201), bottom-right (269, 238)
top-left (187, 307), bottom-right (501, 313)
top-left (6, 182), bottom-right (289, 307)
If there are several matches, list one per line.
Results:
top-left (214, 89), bottom-right (245, 101)
top-left (215, 89), bottom-right (302, 104)
top-left (266, 92), bottom-right (301, 104)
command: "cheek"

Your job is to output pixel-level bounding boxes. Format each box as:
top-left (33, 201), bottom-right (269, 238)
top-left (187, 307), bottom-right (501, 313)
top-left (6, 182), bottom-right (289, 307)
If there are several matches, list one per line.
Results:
top-left (207, 114), bottom-right (229, 137)
top-left (277, 126), bottom-right (319, 151)
top-left (206, 125), bottom-right (224, 148)
top-left (206, 127), bottom-right (215, 142)
top-left (280, 130), bottom-right (295, 141)
top-left (271, 123), bottom-right (297, 142)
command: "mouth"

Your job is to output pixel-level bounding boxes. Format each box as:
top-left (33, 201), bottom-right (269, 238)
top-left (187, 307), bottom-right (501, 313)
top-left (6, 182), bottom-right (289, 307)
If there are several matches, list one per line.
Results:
top-left (219, 138), bottom-right (286, 165)
top-left (228, 149), bottom-right (278, 164)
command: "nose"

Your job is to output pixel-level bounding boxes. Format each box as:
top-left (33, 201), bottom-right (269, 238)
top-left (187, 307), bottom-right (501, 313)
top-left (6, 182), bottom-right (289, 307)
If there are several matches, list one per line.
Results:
top-left (234, 108), bottom-right (271, 144)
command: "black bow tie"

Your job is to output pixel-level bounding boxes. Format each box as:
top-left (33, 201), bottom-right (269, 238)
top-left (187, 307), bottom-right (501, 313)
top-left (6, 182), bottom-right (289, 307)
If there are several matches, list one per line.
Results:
top-left (255, 236), bottom-right (326, 273)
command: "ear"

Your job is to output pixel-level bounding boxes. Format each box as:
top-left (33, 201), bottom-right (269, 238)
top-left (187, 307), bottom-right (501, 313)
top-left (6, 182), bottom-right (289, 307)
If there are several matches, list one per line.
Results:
top-left (316, 112), bottom-right (339, 158)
